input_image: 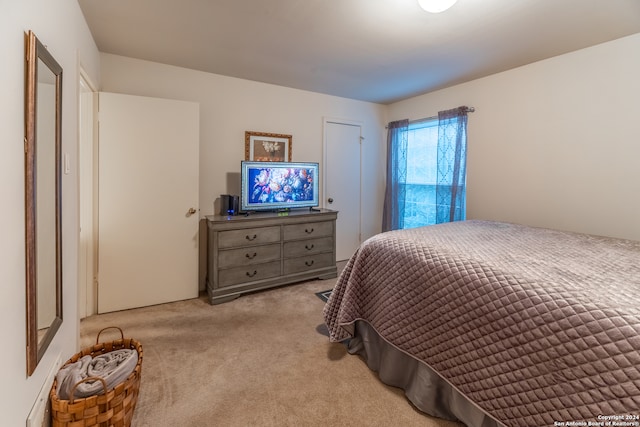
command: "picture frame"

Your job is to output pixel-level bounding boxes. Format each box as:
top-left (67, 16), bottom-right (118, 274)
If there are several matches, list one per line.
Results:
top-left (245, 131), bottom-right (292, 162)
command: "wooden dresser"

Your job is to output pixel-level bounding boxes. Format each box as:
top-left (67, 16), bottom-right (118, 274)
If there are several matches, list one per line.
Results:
top-left (206, 209), bottom-right (338, 304)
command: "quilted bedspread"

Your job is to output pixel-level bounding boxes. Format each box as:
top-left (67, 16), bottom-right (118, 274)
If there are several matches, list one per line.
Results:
top-left (323, 220), bottom-right (640, 427)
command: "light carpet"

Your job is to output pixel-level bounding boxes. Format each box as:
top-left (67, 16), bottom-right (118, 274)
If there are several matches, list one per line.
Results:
top-left (80, 277), bottom-right (463, 427)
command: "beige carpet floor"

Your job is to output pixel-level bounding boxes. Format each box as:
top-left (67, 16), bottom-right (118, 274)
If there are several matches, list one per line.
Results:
top-left (80, 276), bottom-right (464, 427)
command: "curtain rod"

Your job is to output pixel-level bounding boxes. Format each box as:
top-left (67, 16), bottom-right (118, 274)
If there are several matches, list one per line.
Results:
top-left (415, 106), bottom-right (475, 123)
top-left (386, 106), bottom-right (475, 128)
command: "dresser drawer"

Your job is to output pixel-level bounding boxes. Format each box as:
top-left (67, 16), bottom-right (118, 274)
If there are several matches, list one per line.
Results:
top-left (218, 261), bottom-right (281, 287)
top-left (284, 253), bottom-right (334, 275)
top-left (283, 237), bottom-right (333, 258)
top-left (283, 221), bottom-right (333, 241)
top-left (218, 226), bottom-right (280, 249)
top-left (218, 243), bottom-right (281, 269)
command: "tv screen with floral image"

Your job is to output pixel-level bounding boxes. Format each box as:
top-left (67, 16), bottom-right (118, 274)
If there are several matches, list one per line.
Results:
top-left (240, 161), bottom-right (320, 212)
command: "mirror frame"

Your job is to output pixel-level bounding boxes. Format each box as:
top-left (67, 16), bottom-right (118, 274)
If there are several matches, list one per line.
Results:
top-left (25, 30), bottom-right (63, 376)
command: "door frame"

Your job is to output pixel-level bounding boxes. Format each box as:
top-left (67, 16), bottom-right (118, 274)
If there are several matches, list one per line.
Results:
top-left (322, 117), bottom-right (363, 259)
top-left (77, 66), bottom-right (98, 318)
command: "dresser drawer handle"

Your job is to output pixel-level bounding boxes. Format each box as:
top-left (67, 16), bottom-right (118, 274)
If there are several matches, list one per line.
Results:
top-left (246, 234), bottom-right (258, 241)
top-left (305, 260), bottom-right (315, 267)
top-left (246, 252), bottom-right (257, 259)
top-left (246, 270), bottom-right (258, 278)
top-left (305, 244), bottom-right (314, 250)
top-left (305, 228), bottom-right (314, 234)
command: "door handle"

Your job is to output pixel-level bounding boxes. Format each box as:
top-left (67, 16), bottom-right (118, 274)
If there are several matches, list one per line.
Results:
top-left (186, 208), bottom-right (197, 217)
top-left (328, 198), bottom-right (334, 204)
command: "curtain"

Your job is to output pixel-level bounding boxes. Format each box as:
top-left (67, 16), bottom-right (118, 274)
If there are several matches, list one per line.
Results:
top-left (382, 119), bottom-right (409, 232)
top-left (435, 107), bottom-right (469, 223)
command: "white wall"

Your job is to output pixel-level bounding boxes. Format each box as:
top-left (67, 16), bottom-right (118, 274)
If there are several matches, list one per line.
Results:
top-left (99, 54), bottom-right (388, 244)
top-left (389, 33), bottom-right (640, 241)
top-left (0, 0), bottom-right (100, 424)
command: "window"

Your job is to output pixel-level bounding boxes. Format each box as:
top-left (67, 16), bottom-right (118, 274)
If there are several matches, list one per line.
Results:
top-left (383, 107), bottom-right (469, 232)
top-left (403, 119), bottom-right (439, 229)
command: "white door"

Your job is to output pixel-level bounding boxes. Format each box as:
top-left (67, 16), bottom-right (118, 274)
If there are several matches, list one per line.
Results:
top-left (98, 92), bottom-right (199, 313)
top-left (324, 119), bottom-right (362, 261)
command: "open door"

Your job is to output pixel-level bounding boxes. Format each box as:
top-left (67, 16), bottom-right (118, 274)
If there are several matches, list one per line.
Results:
top-left (97, 92), bottom-right (200, 313)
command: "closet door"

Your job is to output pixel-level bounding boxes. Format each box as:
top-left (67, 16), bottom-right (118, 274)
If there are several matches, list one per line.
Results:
top-left (324, 119), bottom-right (362, 261)
top-left (98, 92), bottom-right (199, 313)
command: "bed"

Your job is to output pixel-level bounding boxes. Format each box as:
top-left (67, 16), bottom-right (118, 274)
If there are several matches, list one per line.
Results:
top-left (323, 220), bottom-right (640, 427)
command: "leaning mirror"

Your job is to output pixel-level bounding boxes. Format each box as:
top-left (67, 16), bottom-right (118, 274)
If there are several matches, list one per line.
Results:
top-left (25, 30), bottom-right (63, 376)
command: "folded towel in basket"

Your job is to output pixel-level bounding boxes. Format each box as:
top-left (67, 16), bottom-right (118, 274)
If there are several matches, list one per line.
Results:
top-left (56, 349), bottom-right (138, 400)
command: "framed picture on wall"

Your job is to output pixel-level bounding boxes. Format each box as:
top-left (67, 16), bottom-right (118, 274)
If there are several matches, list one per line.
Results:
top-left (245, 131), bottom-right (292, 162)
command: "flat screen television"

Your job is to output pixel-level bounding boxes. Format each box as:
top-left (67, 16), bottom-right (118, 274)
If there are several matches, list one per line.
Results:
top-left (240, 161), bottom-right (319, 212)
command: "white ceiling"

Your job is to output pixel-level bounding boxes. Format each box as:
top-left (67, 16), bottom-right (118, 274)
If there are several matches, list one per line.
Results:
top-left (77, 0), bottom-right (640, 104)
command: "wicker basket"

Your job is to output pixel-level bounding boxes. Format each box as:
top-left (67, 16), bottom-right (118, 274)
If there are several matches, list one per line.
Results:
top-left (50, 327), bottom-right (143, 427)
